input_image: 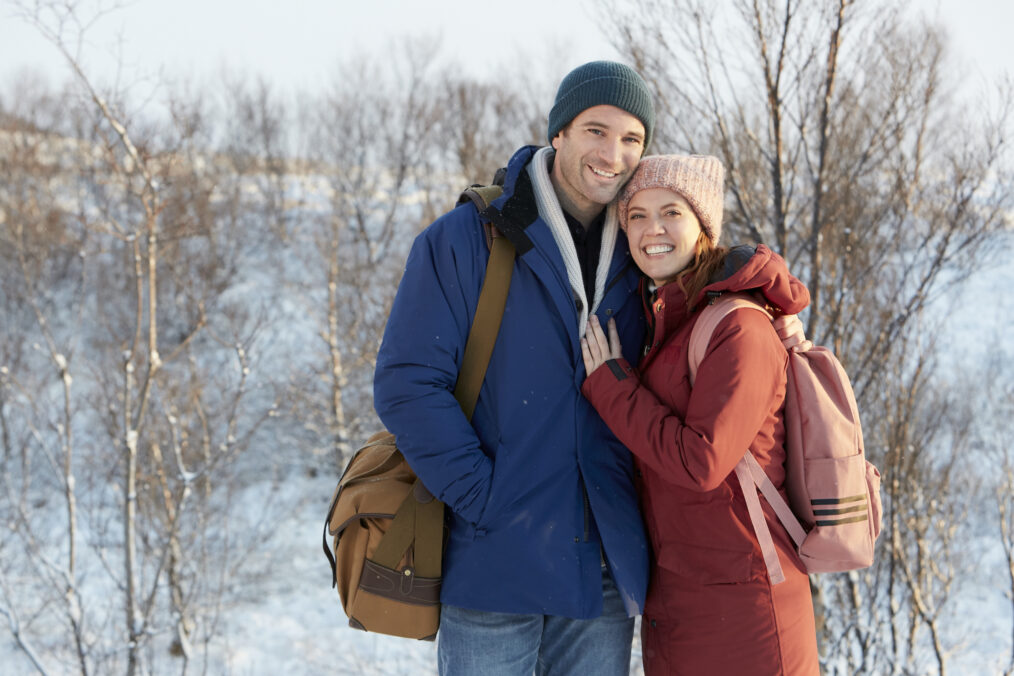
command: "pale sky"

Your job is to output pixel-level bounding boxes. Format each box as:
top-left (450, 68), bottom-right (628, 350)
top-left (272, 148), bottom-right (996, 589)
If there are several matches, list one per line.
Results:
top-left (0, 0), bottom-right (612, 93)
top-left (0, 0), bottom-right (1009, 99)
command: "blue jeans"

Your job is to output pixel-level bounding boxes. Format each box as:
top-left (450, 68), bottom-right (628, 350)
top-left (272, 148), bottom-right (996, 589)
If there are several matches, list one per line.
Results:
top-left (437, 567), bottom-right (634, 676)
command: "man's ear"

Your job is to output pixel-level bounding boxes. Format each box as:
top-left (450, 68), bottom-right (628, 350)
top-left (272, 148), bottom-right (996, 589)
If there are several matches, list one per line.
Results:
top-left (551, 132), bottom-right (562, 150)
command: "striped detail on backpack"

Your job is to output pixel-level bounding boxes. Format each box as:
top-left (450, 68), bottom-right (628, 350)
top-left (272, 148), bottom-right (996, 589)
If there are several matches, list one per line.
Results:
top-left (812, 494), bottom-right (869, 527)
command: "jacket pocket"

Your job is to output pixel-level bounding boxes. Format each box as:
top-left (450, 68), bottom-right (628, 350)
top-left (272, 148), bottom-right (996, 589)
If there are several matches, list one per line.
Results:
top-left (474, 441), bottom-right (507, 534)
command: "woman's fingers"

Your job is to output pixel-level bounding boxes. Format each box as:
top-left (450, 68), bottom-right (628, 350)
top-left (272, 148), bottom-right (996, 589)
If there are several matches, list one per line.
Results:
top-left (582, 317), bottom-right (610, 375)
top-left (607, 318), bottom-right (622, 359)
top-left (588, 316), bottom-right (610, 355)
top-left (773, 313), bottom-right (810, 351)
top-left (580, 335), bottom-right (596, 374)
top-left (582, 317), bottom-right (627, 378)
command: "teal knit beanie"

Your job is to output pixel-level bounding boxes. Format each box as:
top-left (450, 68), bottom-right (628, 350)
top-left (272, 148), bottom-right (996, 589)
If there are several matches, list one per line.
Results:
top-left (547, 61), bottom-right (655, 149)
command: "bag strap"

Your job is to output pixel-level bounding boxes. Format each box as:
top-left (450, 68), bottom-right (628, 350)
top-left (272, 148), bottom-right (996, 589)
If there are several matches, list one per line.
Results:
top-left (412, 202), bottom-right (514, 504)
top-left (454, 233), bottom-right (515, 420)
top-left (687, 292), bottom-right (770, 386)
top-left (458, 184), bottom-right (505, 213)
top-left (456, 168), bottom-right (506, 213)
top-left (742, 451), bottom-right (806, 547)
top-left (452, 180), bottom-right (511, 420)
top-left (733, 459), bottom-right (786, 584)
top-left (371, 482), bottom-right (444, 578)
top-left (687, 292), bottom-right (804, 585)
top-left (363, 203), bottom-right (516, 578)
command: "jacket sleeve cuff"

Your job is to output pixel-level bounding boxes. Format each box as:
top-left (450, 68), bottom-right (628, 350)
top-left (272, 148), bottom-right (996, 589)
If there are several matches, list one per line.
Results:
top-left (582, 358), bottom-right (636, 396)
top-left (603, 358), bottom-right (631, 381)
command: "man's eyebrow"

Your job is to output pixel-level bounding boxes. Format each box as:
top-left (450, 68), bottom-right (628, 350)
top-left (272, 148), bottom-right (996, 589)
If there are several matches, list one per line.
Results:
top-left (580, 120), bottom-right (645, 139)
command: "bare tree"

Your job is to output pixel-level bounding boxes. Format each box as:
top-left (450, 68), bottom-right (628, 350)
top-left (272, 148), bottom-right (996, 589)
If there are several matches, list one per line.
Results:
top-left (283, 42), bottom-right (450, 469)
top-left (0, 75), bottom-right (95, 675)
top-left (434, 69), bottom-right (547, 186)
top-left (975, 346), bottom-right (1014, 676)
top-left (2, 3), bottom-right (289, 673)
top-left (217, 73), bottom-right (293, 242)
top-left (1000, 449), bottom-right (1014, 676)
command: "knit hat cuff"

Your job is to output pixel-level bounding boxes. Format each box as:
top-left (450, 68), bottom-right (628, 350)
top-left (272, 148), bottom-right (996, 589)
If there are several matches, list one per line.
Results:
top-left (618, 154), bottom-right (726, 245)
top-left (546, 61), bottom-right (655, 148)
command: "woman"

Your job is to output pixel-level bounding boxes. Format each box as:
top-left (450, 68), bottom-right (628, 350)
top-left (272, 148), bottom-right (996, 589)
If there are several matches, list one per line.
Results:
top-left (580, 154), bottom-right (819, 675)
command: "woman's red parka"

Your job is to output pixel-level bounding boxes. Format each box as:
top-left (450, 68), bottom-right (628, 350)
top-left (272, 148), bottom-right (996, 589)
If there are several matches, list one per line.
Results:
top-left (582, 245), bottom-right (820, 675)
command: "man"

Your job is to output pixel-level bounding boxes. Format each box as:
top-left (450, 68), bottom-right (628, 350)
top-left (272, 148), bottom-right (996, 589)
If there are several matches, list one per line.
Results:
top-left (373, 61), bottom-right (654, 675)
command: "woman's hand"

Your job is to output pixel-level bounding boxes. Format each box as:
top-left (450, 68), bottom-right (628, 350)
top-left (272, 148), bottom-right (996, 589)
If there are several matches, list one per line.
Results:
top-left (581, 315), bottom-right (623, 376)
top-left (773, 313), bottom-right (812, 352)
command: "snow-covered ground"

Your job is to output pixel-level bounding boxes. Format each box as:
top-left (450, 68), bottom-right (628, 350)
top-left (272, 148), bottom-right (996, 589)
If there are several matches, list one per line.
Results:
top-left (208, 469), bottom-right (1008, 676)
top-left (200, 471), bottom-right (648, 676)
top-left (212, 473), bottom-right (439, 676)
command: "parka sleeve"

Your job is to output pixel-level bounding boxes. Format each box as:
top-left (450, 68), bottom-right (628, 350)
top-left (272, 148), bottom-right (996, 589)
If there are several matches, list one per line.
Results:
top-left (373, 211), bottom-right (494, 526)
top-left (581, 309), bottom-right (787, 492)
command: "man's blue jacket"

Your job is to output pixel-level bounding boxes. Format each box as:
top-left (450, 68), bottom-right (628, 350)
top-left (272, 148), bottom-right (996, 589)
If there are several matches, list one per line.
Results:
top-left (373, 146), bottom-right (649, 619)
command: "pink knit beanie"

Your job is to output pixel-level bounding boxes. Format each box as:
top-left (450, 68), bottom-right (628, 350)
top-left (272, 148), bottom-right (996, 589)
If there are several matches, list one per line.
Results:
top-left (618, 154), bottom-right (725, 245)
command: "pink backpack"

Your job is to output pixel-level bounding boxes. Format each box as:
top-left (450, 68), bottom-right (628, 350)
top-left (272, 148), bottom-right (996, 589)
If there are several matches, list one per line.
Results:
top-left (688, 293), bottom-right (883, 584)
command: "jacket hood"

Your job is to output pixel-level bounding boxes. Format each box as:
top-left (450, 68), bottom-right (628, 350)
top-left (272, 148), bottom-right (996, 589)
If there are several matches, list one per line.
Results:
top-left (479, 145), bottom-right (542, 255)
top-left (501, 145), bottom-right (541, 194)
top-left (491, 145), bottom-right (542, 212)
top-left (694, 244), bottom-right (809, 315)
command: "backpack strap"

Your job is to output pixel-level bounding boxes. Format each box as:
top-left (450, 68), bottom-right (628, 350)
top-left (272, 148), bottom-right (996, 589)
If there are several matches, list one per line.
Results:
top-left (687, 292), bottom-right (805, 585)
top-left (687, 292), bottom-right (770, 386)
top-left (733, 460), bottom-right (786, 584)
top-left (742, 451), bottom-right (806, 548)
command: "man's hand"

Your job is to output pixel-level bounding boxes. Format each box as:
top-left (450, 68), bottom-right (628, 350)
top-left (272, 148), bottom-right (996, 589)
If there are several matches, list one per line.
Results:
top-left (773, 313), bottom-right (812, 352)
top-left (581, 315), bottom-right (624, 377)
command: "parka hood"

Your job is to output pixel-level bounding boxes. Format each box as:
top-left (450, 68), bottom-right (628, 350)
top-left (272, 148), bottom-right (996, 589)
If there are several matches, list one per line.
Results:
top-left (693, 244), bottom-right (809, 316)
top-left (480, 145), bottom-right (542, 256)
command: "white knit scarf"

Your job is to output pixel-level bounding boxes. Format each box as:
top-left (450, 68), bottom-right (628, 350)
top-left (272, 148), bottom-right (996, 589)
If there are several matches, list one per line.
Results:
top-left (526, 146), bottom-right (619, 338)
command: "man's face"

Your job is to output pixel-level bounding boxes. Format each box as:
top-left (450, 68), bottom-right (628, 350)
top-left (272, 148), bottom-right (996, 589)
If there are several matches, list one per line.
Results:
top-left (550, 105), bottom-right (645, 225)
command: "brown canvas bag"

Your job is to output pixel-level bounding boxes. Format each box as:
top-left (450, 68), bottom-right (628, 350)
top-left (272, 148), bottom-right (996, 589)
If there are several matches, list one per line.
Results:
top-left (323, 188), bottom-right (512, 640)
top-left (324, 432), bottom-right (445, 639)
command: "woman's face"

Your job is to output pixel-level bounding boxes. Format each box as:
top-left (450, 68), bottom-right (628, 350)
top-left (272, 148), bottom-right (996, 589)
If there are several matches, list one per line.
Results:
top-left (624, 188), bottom-right (702, 287)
